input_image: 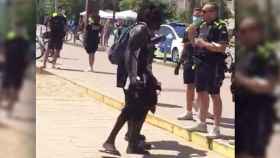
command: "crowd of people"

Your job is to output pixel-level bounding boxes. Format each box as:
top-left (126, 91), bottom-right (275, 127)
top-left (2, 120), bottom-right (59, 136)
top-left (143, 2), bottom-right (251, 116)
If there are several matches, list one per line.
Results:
top-left (38, 2), bottom-right (280, 157)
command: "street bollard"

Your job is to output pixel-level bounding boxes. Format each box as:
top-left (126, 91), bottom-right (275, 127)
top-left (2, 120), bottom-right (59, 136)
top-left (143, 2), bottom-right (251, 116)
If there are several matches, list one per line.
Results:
top-left (163, 51), bottom-right (167, 63)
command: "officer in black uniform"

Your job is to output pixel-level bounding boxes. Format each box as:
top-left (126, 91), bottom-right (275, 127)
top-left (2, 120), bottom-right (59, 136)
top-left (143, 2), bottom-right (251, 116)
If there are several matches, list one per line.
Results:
top-left (0, 22), bottom-right (30, 117)
top-left (188, 3), bottom-right (228, 138)
top-left (235, 17), bottom-right (279, 158)
top-left (103, 4), bottom-right (162, 155)
top-left (42, 6), bottom-right (67, 69)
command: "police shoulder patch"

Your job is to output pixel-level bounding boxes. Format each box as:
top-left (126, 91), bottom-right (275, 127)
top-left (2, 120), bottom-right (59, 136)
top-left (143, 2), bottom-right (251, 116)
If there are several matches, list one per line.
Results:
top-left (214, 19), bottom-right (227, 30)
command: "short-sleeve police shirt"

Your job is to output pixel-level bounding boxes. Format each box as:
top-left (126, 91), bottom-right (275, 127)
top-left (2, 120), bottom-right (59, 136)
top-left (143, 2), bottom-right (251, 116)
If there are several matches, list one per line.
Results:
top-left (196, 19), bottom-right (229, 62)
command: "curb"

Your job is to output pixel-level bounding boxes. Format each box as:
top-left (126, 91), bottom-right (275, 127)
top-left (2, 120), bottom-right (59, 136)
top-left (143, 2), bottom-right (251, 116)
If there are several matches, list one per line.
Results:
top-left (37, 67), bottom-right (235, 158)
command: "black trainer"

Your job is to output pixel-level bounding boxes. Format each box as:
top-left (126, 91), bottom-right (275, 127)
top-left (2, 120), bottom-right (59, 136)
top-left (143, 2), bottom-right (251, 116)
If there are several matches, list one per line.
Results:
top-left (126, 146), bottom-right (150, 155)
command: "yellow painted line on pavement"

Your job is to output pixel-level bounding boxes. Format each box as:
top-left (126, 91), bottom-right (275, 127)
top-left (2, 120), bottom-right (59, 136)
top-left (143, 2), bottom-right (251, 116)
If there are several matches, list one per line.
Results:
top-left (173, 125), bottom-right (191, 141)
top-left (39, 68), bottom-right (234, 158)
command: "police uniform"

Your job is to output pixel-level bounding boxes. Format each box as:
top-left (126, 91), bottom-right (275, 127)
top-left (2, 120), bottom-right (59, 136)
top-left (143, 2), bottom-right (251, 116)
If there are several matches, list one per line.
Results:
top-left (194, 19), bottom-right (228, 94)
top-left (48, 12), bottom-right (67, 50)
top-left (235, 42), bottom-right (279, 156)
top-left (2, 32), bottom-right (29, 90)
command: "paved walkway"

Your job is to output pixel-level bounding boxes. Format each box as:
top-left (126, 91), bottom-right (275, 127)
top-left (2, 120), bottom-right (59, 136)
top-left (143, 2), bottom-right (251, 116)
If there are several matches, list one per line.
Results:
top-left (36, 72), bottom-right (226, 158)
top-left (0, 66), bottom-right (35, 158)
top-left (36, 43), bottom-right (234, 140)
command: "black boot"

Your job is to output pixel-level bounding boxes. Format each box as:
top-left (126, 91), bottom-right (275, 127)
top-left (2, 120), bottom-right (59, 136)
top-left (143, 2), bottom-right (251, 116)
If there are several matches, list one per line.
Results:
top-left (126, 143), bottom-right (150, 155)
top-left (127, 120), bottom-right (150, 155)
top-left (125, 133), bottom-right (146, 141)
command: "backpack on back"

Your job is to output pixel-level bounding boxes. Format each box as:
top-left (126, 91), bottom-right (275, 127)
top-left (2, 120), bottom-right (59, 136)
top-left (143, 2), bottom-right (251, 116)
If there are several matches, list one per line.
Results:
top-left (108, 22), bottom-right (147, 65)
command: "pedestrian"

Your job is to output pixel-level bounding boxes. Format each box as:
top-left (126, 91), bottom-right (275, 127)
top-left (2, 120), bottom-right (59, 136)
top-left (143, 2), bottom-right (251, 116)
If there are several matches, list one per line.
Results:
top-left (41, 6), bottom-right (67, 69)
top-left (102, 4), bottom-right (162, 155)
top-left (84, 15), bottom-right (102, 72)
top-left (103, 19), bottom-right (113, 47)
top-left (0, 22), bottom-right (30, 117)
top-left (114, 20), bottom-right (123, 42)
top-left (234, 17), bottom-right (279, 158)
top-left (175, 7), bottom-right (203, 120)
top-left (188, 2), bottom-right (229, 138)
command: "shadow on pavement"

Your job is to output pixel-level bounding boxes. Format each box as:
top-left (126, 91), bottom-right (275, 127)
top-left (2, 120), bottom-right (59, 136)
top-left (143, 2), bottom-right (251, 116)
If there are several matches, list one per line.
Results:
top-left (55, 67), bottom-right (116, 76)
top-left (56, 67), bottom-right (85, 72)
top-left (93, 71), bottom-right (116, 76)
top-left (145, 140), bottom-right (207, 158)
top-left (218, 135), bottom-right (235, 140)
top-left (162, 88), bottom-right (185, 93)
top-left (157, 103), bottom-right (182, 109)
top-left (59, 57), bottom-right (79, 61)
top-left (206, 118), bottom-right (235, 129)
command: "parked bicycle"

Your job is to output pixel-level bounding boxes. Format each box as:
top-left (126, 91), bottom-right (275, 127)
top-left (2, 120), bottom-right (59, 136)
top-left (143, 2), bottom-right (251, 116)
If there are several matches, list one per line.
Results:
top-left (36, 34), bottom-right (55, 63)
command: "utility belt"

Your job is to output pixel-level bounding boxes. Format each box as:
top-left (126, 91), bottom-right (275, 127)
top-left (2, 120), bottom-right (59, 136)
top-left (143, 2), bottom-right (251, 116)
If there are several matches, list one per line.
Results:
top-left (192, 52), bottom-right (227, 70)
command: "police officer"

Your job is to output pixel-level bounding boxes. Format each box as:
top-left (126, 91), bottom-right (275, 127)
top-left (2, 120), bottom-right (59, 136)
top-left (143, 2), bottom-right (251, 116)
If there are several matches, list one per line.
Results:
top-left (235, 17), bottom-right (279, 158)
top-left (0, 22), bottom-right (30, 117)
top-left (188, 3), bottom-right (228, 138)
top-left (102, 4), bottom-right (162, 155)
top-left (42, 6), bottom-right (67, 69)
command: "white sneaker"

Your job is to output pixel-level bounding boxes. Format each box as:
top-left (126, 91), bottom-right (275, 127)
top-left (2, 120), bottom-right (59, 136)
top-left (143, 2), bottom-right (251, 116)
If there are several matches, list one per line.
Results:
top-left (208, 127), bottom-right (221, 139)
top-left (188, 122), bottom-right (207, 133)
top-left (177, 112), bottom-right (193, 120)
top-left (85, 67), bottom-right (94, 72)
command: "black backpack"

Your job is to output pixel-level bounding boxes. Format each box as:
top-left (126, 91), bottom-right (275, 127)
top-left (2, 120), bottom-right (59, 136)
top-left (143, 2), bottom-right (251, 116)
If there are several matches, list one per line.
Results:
top-left (108, 22), bottom-right (147, 65)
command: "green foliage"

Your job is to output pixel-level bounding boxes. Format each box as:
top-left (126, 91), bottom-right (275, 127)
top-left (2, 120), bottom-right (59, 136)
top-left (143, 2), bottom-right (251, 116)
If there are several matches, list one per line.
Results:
top-left (10, 0), bottom-right (36, 41)
top-left (119, 0), bottom-right (177, 22)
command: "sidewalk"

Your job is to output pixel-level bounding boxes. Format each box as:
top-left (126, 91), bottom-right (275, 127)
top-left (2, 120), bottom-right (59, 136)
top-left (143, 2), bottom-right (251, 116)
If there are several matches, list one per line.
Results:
top-left (36, 43), bottom-right (234, 158)
top-left (36, 72), bottom-right (227, 158)
top-left (0, 69), bottom-right (36, 158)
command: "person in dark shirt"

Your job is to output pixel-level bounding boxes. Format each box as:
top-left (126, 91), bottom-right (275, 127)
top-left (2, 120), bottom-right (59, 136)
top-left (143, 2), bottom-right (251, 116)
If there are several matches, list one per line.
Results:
top-left (0, 25), bottom-right (30, 117)
top-left (102, 4), bottom-right (162, 155)
top-left (188, 3), bottom-right (229, 138)
top-left (175, 7), bottom-right (203, 120)
top-left (235, 17), bottom-right (279, 158)
top-left (84, 15), bottom-right (102, 72)
top-left (42, 6), bottom-right (67, 69)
